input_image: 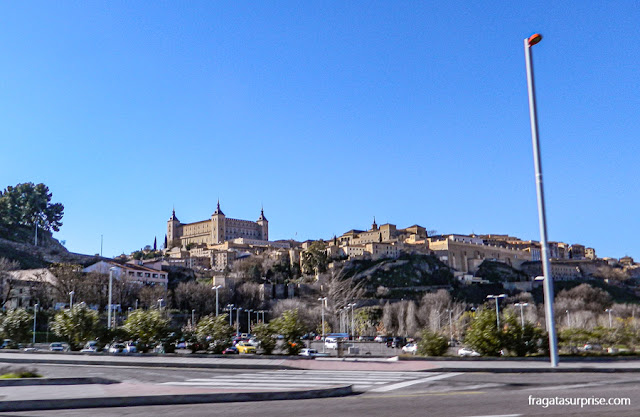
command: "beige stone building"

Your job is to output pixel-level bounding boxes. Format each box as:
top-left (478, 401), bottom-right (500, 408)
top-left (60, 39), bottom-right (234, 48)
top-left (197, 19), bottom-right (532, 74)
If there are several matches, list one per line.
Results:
top-left (167, 202), bottom-right (268, 248)
top-left (428, 234), bottom-right (533, 274)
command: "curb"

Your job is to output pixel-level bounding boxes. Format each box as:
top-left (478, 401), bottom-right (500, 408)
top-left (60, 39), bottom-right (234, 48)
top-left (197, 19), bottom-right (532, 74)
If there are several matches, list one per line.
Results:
top-left (0, 385), bottom-right (354, 412)
top-left (0, 377), bottom-right (118, 387)
top-left (424, 367), bottom-right (640, 373)
top-left (0, 356), bottom-right (295, 370)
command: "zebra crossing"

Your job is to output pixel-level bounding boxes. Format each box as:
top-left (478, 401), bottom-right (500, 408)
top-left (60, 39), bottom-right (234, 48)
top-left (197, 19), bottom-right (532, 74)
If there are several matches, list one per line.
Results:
top-left (160, 370), bottom-right (461, 392)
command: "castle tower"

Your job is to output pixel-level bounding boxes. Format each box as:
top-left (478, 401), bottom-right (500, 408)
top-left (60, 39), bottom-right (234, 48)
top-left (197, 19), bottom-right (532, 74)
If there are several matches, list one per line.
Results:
top-left (211, 200), bottom-right (226, 244)
top-left (257, 207), bottom-right (269, 241)
top-left (167, 209), bottom-right (181, 248)
top-left (371, 216), bottom-right (378, 231)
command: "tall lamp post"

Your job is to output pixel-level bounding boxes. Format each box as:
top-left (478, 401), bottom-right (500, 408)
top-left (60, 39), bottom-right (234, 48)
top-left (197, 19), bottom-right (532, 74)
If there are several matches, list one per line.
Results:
top-left (347, 303), bottom-right (356, 339)
top-left (69, 291), bottom-right (75, 309)
top-left (565, 310), bottom-right (571, 328)
top-left (487, 294), bottom-right (506, 329)
top-left (514, 302), bottom-right (530, 329)
top-left (525, 32), bottom-right (559, 368)
top-left (32, 303), bottom-right (38, 345)
top-left (605, 308), bottom-right (613, 328)
top-left (226, 304), bottom-right (234, 326)
top-left (236, 307), bottom-right (242, 335)
top-left (192, 309), bottom-right (196, 327)
top-left (318, 297), bottom-right (327, 352)
top-left (107, 267), bottom-right (115, 329)
top-left (247, 309), bottom-right (254, 334)
top-left (445, 308), bottom-right (454, 345)
top-left (212, 285), bottom-right (222, 316)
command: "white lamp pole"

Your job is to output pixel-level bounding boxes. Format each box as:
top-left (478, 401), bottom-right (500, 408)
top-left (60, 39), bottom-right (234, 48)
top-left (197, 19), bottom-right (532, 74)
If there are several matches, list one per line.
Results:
top-left (605, 309), bottom-right (613, 328)
top-left (227, 304), bottom-right (234, 326)
top-left (247, 309), bottom-right (253, 333)
top-left (69, 291), bottom-right (75, 309)
top-left (487, 294), bottom-right (506, 329)
top-left (236, 307), bottom-right (242, 335)
top-left (108, 268), bottom-right (114, 329)
top-left (192, 309), bottom-right (196, 326)
top-left (32, 303), bottom-right (38, 345)
top-left (212, 285), bottom-right (222, 316)
top-left (514, 302), bottom-right (529, 329)
top-left (445, 308), bottom-right (454, 345)
top-left (525, 32), bottom-right (559, 368)
top-left (318, 297), bottom-right (327, 352)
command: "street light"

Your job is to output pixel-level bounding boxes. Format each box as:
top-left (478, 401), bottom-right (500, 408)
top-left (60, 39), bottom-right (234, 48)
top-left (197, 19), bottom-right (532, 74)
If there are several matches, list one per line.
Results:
top-left (444, 308), bottom-right (454, 345)
top-left (108, 267), bottom-right (115, 329)
top-left (486, 294), bottom-right (506, 329)
top-left (226, 304), bottom-right (234, 326)
top-left (247, 309), bottom-right (254, 334)
top-left (347, 303), bottom-right (356, 338)
top-left (318, 297), bottom-right (327, 352)
top-left (212, 285), bottom-right (222, 316)
top-left (525, 32), bottom-right (559, 368)
top-left (157, 298), bottom-right (164, 310)
top-left (192, 309), bottom-right (196, 327)
top-left (236, 307), bottom-right (242, 336)
top-left (514, 303), bottom-right (530, 329)
top-left (565, 310), bottom-right (571, 328)
top-left (69, 291), bottom-right (75, 309)
top-left (605, 308), bottom-right (613, 328)
top-left (32, 303), bottom-right (38, 345)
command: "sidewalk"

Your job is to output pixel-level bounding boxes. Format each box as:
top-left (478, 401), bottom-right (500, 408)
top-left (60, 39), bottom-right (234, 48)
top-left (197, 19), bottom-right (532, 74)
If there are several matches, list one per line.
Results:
top-left (0, 377), bottom-right (353, 412)
top-left (4, 351), bottom-right (640, 373)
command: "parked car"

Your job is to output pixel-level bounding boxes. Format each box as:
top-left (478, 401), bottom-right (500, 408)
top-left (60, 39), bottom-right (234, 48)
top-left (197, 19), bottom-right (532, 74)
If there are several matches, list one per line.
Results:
top-left (1, 339), bottom-right (17, 349)
top-left (402, 343), bottom-right (418, 355)
top-left (458, 347), bottom-right (481, 357)
top-left (374, 335), bottom-right (386, 343)
top-left (124, 342), bottom-right (137, 353)
top-left (358, 336), bottom-right (375, 341)
top-left (299, 348), bottom-right (318, 357)
top-left (324, 337), bottom-right (338, 349)
top-left (49, 342), bottom-right (66, 352)
top-left (222, 346), bottom-right (239, 355)
top-left (108, 343), bottom-right (127, 354)
top-left (81, 341), bottom-right (100, 353)
top-left (236, 342), bottom-right (256, 354)
top-left (583, 343), bottom-right (603, 351)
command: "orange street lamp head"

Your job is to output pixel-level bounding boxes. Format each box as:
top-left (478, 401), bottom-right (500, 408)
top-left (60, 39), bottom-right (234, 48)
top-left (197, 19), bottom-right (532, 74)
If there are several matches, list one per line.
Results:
top-left (528, 33), bottom-right (543, 46)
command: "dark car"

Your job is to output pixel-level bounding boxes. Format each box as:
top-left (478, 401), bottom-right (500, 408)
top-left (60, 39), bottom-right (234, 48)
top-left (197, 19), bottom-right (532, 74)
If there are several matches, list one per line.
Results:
top-left (223, 346), bottom-right (239, 355)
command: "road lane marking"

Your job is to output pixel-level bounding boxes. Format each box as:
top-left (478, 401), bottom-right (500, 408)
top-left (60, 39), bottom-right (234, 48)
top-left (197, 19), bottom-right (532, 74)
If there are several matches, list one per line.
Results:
top-left (369, 372), bottom-right (461, 392)
top-left (461, 415), bottom-right (521, 417)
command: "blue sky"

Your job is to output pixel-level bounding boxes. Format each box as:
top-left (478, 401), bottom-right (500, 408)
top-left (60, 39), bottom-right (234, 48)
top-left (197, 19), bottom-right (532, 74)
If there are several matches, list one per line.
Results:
top-left (1, 2), bottom-right (638, 259)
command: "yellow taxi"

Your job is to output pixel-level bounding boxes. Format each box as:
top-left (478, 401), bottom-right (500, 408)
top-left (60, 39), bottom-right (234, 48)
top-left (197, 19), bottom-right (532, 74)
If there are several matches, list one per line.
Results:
top-left (235, 341), bottom-right (256, 354)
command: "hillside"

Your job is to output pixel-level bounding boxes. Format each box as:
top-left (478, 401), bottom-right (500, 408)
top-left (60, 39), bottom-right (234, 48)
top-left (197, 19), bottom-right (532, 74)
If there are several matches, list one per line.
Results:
top-left (0, 236), bottom-right (103, 269)
top-left (333, 253), bottom-right (455, 298)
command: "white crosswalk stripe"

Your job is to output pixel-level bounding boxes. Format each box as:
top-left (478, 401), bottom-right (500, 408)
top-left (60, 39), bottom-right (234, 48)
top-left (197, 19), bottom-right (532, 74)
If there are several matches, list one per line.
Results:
top-left (160, 370), bottom-right (460, 392)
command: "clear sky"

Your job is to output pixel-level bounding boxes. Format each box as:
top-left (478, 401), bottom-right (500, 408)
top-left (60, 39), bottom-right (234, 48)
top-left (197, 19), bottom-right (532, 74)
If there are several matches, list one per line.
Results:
top-left (1, 1), bottom-right (638, 260)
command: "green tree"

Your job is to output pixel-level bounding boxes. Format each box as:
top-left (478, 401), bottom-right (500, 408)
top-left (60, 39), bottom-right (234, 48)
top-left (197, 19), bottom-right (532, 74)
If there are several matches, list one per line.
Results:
top-left (0, 183), bottom-right (64, 234)
top-left (502, 314), bottom-right (545, 357)
top-left (195, 314), bottom-right (234, 353)
top-left (0, 308), bottom-right (32, 343)
top-left (50, 304), bottom-right (100, 350)
top-left (123, 309), bottom-right (170, 353)
top-left (416, 329), bottom-right (449, 356)
top-left (301, 241), bottom-right (328, 275)
top-left (464, 308), bottom-right (503, 356)
top-left (270, 309), bottom-right (307, 355)
top-left (252, 322), bottom-right (277, 355)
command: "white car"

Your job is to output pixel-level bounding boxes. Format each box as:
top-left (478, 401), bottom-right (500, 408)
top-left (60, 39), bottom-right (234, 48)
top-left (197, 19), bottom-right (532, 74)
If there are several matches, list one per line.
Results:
top-left (108, 343), bottom-right (126, 354)
top-left (324, 337), bottom-right (338, 349)
top-left (402, 343), bottom-right (418, 354)
top-left (458, 347), bottom-right (481, 357)
top-left (299, 348), bottom-right (318, 357)
top-left (374, 335), bottom-right (386, 343)
top-left (49, 342), bottom-right (66, 352)
top-left (81, 341), bottom-right (100, 353)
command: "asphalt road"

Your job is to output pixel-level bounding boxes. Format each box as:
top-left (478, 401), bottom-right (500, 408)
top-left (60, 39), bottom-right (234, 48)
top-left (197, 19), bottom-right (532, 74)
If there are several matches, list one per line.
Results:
top-left (0, 363), bottom-right (638, 416)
